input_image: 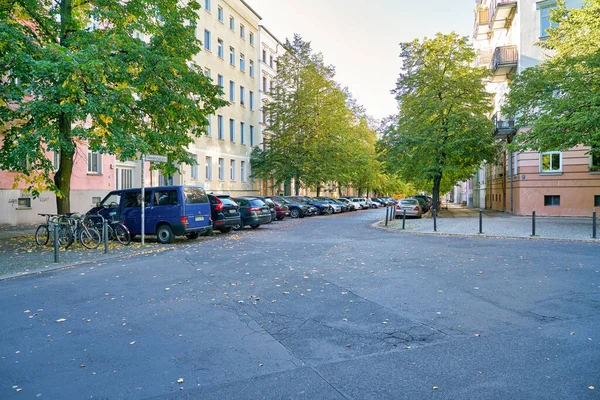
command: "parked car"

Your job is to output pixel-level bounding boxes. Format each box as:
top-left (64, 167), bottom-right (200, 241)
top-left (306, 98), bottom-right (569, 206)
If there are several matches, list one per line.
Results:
top-left (286, 196), bottom-right (331, 215)
top-left (372, 198), bottom-right (387, 207)
top-left (395, 198), bottom-right (423, 218)
top-left (207, 194), bottom-right (242, 234)
top-left (329, 198), bottom-right (350, 212)
top-left (266, 197), bottom-right (290, 220)
top-left (231, 197), bottom-right (272, 230)
top-left (412, 195), bottom-right (430, 213)
top-left (269, 196), bottom-right (314, 218)
top-left (366, 198), bottom-right (380, 209)
top-left (314, 197), bottom-right (343, 213)
top-left (351, 198), bottom-right (369, 210)
top-left (88, 186), bottom-right (212, 243)
top-left (256, 196), bottom-right (277, 222)
top-left (337, 198), bottom-right (359, 211)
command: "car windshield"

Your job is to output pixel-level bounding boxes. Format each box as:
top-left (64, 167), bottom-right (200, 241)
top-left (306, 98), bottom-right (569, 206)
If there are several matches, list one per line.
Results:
top-left (100, 193), bottom-right (121, 207)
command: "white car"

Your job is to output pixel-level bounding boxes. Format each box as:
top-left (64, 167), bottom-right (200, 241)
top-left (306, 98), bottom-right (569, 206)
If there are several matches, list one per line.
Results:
top-left (351, 198), bottom-right (369, 209)
top-left (338, 198), bottom-right (359, 211)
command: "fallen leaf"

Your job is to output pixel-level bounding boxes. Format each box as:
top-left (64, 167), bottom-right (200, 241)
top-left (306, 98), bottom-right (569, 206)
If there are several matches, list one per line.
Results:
top-left (56, 318), bottom-right (66, 323)
top-left (130, 341), bottom-right (136, 345)
top-left (589, 386), bottom-right (595, 390)
top-left (177, 378), bottom-right (184, 384)
top-left (433, 386), bottom-right (438, 390)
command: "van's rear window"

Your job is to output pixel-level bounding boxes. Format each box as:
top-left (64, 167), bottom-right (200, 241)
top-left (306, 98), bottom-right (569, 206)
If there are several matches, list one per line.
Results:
top-left (184, 188), bottom-right (208, 204)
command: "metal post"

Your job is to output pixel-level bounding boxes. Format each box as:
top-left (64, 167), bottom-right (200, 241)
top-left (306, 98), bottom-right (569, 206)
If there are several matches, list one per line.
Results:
top-left (593, 209), bottom-right (597, 239)
top-left (478, 209), bottom-right (483, 234)
top-left (103, 219), bottom-right (109, 254)
top-left (385, 206), bottom-right (389, 226)
top-left (53, 222), bottom-right (59, 263)
top-left (531, 210), bottom-right (536, 236)
top-left (433, 209), bottom-right (437, 232)
top-left (141, 155), bottom-right (145, 246)
top-left (402, 209), bottom-right (406, 230)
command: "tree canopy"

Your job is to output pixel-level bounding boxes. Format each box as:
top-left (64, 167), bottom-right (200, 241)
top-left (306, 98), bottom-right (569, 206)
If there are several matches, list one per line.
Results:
top-left (382, 32), bottom-right (497, 209)
top-left (502, 0), bottom-right (600, 154)
top-left (0, 0), bottom-right (227, 213)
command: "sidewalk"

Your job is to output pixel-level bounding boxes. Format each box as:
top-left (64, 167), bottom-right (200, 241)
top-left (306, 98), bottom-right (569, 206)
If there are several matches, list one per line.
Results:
top-left (0, 224), bottom-right (179, 280)
top-left (379, 204), bottom-right (599, 241)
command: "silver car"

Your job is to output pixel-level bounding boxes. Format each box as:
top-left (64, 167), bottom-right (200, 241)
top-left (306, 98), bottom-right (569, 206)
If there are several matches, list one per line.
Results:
top-left (395, 199), bottom-right (422, 218)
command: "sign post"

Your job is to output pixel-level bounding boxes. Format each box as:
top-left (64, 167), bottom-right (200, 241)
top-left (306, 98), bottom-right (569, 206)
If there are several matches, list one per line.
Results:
top-left (141, 154), bottom-right (168, 246)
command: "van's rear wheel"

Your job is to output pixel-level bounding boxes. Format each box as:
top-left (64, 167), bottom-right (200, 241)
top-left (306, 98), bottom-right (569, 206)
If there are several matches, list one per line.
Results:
top-left (156, 225), bottom-right (174, 244)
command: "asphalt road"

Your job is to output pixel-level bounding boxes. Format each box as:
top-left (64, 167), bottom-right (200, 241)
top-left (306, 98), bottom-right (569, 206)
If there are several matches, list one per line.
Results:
top-left (1, 209), bottom-right (599, 399)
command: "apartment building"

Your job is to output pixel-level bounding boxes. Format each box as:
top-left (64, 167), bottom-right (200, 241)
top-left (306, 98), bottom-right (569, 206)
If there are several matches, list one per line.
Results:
top-left (471, 0), bottom-right (598, 216)
top-left (166, 0), bottom-right (261, 196)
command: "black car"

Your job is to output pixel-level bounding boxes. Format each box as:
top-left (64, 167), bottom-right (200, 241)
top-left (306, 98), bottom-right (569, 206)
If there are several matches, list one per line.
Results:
top-left (287, 196), bottom-right (330, 215)
top-left (256, 196), bottom-right (277, 221)
top-left (207, 194), bottom-right (242, 234)
top-left (412, 195), bottom-right (431, 213)
top-left (232, 197), bottom-right (272, 230)
top-left (270, 196), bottom-right (314, 218)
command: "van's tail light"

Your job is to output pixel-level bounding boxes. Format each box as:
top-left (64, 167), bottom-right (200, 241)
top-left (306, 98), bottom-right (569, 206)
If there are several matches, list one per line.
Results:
top-left (214, 197), bottom-right (224, 211)
top-left (181, 216), bottom-right (189, 227)
top-left (414, 207), bottom-right (419, 211)
top-left (248, 206), bottom-right (261, 212)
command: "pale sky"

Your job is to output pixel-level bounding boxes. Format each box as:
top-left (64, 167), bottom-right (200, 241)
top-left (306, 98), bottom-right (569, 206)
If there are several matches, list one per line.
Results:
top-left (244, 0), bottom-right (475, 121)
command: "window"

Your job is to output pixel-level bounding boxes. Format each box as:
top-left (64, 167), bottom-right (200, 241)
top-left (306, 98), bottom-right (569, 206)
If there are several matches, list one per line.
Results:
top-left (538, 1), bottom-right (558, 37)
top-left (158, 173), bottom-right (173, 186)
top-left (240, 53), bottom-right (245, 71)
top-left (249, 60), bottom-right (254, 77)
top-left (206, 156), bottom-right (213, 180)
top-left (217, 39), bottom-right (224, 58)
top-left (17, 198), bottom-right (31, 208)
top-left (217, 74), bottom-right (224, 91)
top-left (250, 125), bottom-right (255, 146)
top-left (270, 80), bottom-right (273, 92)
top-left (240, 86), bottom-right (245, 106)
top-left (262, 49), bottom-right (266, 62)
top-left (269, 55), bottom-right (273, 68)
top-left (544, 195), bottom-right (560, 206)
top-left (540, 151), bottom-right (561, 173)
top-left (191, 155), bottom-right (199, 180)
top-left (204, 68), bottom-right (211, 78)
top-left (230, 159), bottom-right (236, 181)
top-left (217, 115), bottom-right (224, 139)
top-left (229, 118), bottom-right (235, 142)
top-left (87, 151), bottom-right (102, 174)
top-left (154, 190), bottom-right (178, 206)
top-left (241, 160), bottom-right (247, 182)
top-left (240, 122), bottom-right (245, 144)
top-left (206, 115), bottom-right (212, 136)
top-left (262, 109), bottom-right (267, 124)
top-left (229, 80), bottom-right (235, 102)
top-left (249, 91), bottom-right (254, 110)
top-left (229, 16), bottom-right (235, 31)
top-left (189, 22), bottom-right (197, 39)
top-left (116, 168), bottom-right (134, 189)
top-left (218, 158), bottom-right (224, 180)
top-left (217, 6), bottom-right (223, 22)
top-left (240, 24), bottom-right (245, 39)
top-left (204, 29), bottom-right (211, 51)
top-left (262, 76), bottom-right (267, 92)
top-left (52, 151), bottom-right (60, 171)
top-left (249, 32), bottom-right (254, 46)
top-left (204, 0), bottom-right (211, 12)
top-left (595, 195), bottom-right (600, 207)
top-left (229, 47), bottom-right (235, 65)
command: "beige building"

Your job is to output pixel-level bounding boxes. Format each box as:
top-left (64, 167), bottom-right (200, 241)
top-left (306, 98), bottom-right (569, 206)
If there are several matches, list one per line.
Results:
top-left (164, 0), bottom-right (262, 196)
top-left (471, 0), bottom-right (599, 216)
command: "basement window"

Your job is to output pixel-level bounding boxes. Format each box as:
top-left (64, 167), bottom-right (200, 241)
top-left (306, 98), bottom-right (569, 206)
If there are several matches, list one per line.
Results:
top-left (544, 195), bottom-right (560, 206)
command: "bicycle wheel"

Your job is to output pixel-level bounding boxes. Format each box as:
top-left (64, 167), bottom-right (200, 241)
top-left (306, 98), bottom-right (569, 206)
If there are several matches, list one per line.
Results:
top-left (35, 224), bottom-right (49, 246)
top-left (79, 227), bottom-right (101, 249)
top-left (113, 223), bottom-right (131, 246)
top-left (56, 224), bottom-right (74, 249)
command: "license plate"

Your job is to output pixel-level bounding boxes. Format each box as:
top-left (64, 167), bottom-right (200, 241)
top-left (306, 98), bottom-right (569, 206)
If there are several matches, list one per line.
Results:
top-left (229, 209), bottom-right (236, 214)
top-left (195, 216), bottom-right (204, 221)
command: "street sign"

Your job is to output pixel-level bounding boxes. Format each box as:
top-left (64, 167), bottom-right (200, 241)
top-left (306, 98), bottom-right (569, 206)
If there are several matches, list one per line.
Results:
top-left (145, 154), bottom-right (168, 163)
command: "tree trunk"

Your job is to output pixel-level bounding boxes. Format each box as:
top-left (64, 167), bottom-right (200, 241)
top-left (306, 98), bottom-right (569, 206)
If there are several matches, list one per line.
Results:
top-left (294, 176), bottom-right (300, 195)
top-left (316, 184), bottom-right (321, 197)
top-left (55, 114), bottom-right (74, 214)
top-left (432, 173), bottom-right (442, 213)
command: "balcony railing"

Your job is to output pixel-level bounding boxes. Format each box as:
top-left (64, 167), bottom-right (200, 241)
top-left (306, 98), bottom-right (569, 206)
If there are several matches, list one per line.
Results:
top-left (490, 45), bottom-right (518, 81)
top-left (489, 0), bottom-right (517, 30)
top-left (492, 112), bottom-right (516, 140)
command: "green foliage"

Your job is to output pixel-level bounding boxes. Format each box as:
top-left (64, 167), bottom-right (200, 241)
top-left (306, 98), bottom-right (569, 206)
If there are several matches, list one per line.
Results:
top-left (503, 0), bottom-right (600, 154)
top-left (0, 0), bottom-right (227, 211)
top-left (382, 33), bottom-right (496, 208)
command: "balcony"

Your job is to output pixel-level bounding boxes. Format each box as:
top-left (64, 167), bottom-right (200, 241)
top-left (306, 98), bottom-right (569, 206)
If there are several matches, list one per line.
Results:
top-left (488, 0), bottom-right (517, 31)
top-left (490, 45), bottom-right (518, 82)
top-left (492, 112), bottom-right (516, 140)
top-left (473, 8), bottom-right (490, 40)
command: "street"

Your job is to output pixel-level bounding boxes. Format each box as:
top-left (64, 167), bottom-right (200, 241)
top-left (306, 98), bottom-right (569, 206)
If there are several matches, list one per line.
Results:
top-left (1, 209), bottom-right (599, 399)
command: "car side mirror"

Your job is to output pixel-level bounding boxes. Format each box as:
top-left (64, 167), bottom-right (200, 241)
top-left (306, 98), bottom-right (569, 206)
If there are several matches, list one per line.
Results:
top-left (96, 202), bottom-right (101, 208)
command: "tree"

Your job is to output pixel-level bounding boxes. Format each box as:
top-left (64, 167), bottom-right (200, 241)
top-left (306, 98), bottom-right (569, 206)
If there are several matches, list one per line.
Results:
top-left (251, 35), bottom-right (352, 195)
top-left (383, 32), bottom-right (496, 210)
top-left (502, 0), bottom-right (600, 155)
top-left (0, 0), bottom-right (227, 213)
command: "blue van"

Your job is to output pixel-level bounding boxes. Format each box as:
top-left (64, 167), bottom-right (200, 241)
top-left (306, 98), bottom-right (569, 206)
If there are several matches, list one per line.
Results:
top-left (88, 186), bottom-right (212, 243)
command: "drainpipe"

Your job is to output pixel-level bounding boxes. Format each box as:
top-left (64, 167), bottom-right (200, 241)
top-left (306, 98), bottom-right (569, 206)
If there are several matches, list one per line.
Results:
top-left (509, 149), bottom-right (513, 214)
top-left (503, 148), bottom-right (507, 212)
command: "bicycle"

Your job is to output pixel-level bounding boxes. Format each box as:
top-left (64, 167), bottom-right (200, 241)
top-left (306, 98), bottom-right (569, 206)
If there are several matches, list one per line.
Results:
top-left (36, 214), bottom-right (74, 248)
top-left (60, 213), bottom-right (102, 249)
top-left (87, 212), bottom-right (131, 246)
top-left (35, 213), bottom-right (58, 246)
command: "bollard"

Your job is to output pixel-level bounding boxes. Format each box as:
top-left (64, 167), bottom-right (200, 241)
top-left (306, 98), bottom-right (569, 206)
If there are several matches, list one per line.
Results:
top-left (53, 222), bottom-right (59, 263)
top-left (593, 209), bottom-right (597, 239)
top-left (385, 206), bottom-right (389, 226)
top-left (531, 210), bottom-right (536, 236)
top-left (478, 209), bottom-right (483, 234)
top-left (104, 220), bottom-right (109, 254)
top-left (433, 209), bottom-right (437, 232)
top-left (402, 209), bottom-right (406, 230)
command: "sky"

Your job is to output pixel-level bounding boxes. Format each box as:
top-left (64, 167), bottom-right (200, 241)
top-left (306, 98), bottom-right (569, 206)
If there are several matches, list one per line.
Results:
top-left (244, 0), bottom-right (476, 121)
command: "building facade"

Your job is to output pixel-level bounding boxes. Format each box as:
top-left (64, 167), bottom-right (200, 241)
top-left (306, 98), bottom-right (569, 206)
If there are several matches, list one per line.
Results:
top-left (471, 0), bottom-right (598, 216)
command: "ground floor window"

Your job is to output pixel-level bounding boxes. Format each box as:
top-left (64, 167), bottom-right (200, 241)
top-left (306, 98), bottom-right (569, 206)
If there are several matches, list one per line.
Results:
top-left (595, 195), bottom-right (600, 207)
top-left (116, 168), bottom-right (134, 190)
top-left (544, 195), bottom-right (560, 206)
top-left (540, 152), bottom-right (561, 173)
